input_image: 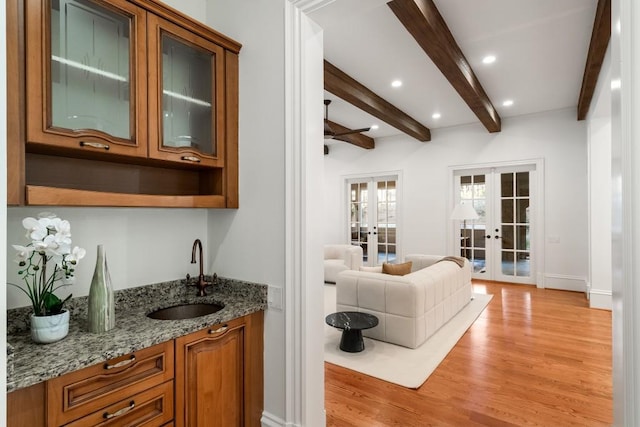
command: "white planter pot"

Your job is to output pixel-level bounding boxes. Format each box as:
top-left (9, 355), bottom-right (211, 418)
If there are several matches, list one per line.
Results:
top-left (30, 310), bottom-right (70, 344)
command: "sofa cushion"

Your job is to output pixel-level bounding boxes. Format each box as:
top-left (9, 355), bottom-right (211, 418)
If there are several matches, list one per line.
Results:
top-left (382, 261), bottom-right (412, 276)
top-left (359, 266), bottom-right (383, 272)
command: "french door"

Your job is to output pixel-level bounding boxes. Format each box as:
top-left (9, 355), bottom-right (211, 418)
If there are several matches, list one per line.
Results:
top-left (454, 164), bottom-right (537, 284)
top-left (348, 175), bottom-right (398, 266)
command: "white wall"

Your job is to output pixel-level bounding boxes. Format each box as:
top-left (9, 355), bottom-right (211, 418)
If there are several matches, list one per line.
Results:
top-left (612, 0), bottom-right (640, 423)
top-left (204, 1), bottom-right (288, 424)
top-left (587, 45), bottom-right (612, 310)
top-left (6, 208), bottom-right (209, 308)
top-left (324, 108), bottom-right (589, 290)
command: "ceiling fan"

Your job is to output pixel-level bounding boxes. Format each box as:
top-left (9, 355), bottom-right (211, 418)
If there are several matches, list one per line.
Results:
top-left (324, 99), bottom-right (371, 140)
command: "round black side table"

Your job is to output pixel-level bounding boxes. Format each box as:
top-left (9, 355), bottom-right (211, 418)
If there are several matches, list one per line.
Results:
top-left (325, 311), bottom-right (379, 353)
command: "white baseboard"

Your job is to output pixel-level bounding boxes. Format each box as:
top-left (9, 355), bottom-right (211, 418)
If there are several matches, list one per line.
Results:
top-left (261, 411), bottom-right (287, 427)
top-left (589, 288), bottom-right (613, 310)
top-left (261, 409), bottom-right (325, 426)
top-left (543, 274), bottom-right (587, 292)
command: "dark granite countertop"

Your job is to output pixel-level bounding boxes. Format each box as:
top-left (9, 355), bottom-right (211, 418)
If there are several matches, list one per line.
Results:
top-left (6, 276), bottom-right (268, 392)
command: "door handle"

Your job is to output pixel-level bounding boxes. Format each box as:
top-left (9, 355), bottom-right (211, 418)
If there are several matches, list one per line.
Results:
top-left (486, 235), bottom-right (491, 239)
top-left (494, 235), bottom-right (501, 239)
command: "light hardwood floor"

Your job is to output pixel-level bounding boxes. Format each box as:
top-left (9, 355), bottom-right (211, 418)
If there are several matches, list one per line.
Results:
top-left (325, 281), bottom-right (612, 426)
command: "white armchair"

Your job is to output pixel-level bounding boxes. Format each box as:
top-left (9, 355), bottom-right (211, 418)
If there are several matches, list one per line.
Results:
top-left (324, 244), bottom-right (363, 283)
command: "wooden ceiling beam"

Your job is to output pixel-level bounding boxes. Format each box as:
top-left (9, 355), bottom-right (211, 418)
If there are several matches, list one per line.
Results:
top-left (577, 0), bottom-right (611, 121)
top-left (326, 120), bottom-right (375, 149)
top-left (387, 0), bottom-right (501, 133)
top-left (324, 60), bottom-right (431, 142)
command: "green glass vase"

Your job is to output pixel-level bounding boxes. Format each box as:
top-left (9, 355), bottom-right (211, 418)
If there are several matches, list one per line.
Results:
top-left (87, 244), bottom-right (115, 333)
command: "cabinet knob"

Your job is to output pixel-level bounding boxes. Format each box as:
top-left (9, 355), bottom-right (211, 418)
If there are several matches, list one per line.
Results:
top-left (103, 401), bottom-right (135, 419)
top-left (79, 141), bottom-right (110, 150)
top-left (181, 155), bottom-right (201, 163)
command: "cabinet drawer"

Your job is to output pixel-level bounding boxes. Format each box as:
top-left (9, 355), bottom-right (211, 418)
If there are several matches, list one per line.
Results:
top-left (47, 341), bottom-right (174, 426)
top-left (64, 381), bottom-right (174, 427)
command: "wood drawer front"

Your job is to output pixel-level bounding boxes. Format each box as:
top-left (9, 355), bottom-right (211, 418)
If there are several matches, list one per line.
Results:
top-left (64, 381), bottom-right (174, 427)
top-left (47, 341), bottom-right (174, 426)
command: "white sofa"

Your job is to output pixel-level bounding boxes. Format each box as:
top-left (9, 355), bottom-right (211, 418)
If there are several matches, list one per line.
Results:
top-left (335, 254), bottom-right (472, 348)
top-left (324, 244), bottom-right (363, 283)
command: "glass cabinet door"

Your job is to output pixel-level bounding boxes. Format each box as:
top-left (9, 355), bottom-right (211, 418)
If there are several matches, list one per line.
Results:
top-left (147, 14), bottom-right (226, 167)
top-left (26, 0), bottom-right (148, 157)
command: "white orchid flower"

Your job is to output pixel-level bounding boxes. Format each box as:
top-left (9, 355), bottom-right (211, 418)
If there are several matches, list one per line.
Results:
top-left (54, 219), bottom-right (71, 237)
top-left (22, 217), bottom-right (49, 241)
top-left (67, 246), bottom-right (86, 264)
top-left (12, 245), bottom-right (33, 263)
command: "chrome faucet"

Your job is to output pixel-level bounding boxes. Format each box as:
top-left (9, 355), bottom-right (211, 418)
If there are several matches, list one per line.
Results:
top-left (190, 239), bottom-right (210, 296)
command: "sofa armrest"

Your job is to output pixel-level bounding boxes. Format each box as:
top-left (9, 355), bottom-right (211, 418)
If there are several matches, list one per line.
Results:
top-left (344, 245), bottom-right (363, 270)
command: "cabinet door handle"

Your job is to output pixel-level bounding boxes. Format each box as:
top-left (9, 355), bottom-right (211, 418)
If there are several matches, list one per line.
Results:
top-left (208, 325), bottom-right (228, 334)
top-left (181, 155), bottom-right (201, 163)
top-left (103, 355), bottom-right (136, 370)
top-left (103, 401), bottom-right (135, 419)
top-left (80, 141), bottom-right (110, 150)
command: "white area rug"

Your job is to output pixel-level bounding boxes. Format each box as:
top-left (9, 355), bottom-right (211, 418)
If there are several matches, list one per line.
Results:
top-left (324, 284), bottom-right (493, 389)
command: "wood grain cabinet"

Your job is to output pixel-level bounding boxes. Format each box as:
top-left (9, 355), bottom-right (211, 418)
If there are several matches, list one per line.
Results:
top-left (7, 312), bottom-right (263, 427)
top-left (47, 341), bottom-right (174, 426)
top-left (175, 312), bottom-right (264, 427)
top-left (7, 0), bottom-right (241, 208)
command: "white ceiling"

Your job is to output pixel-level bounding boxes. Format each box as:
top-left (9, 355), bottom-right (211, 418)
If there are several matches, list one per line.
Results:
top-left (309, 0), bottom-right (598, 141)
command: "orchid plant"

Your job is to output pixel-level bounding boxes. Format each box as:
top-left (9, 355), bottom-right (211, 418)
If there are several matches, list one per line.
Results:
top-left (10, 213), bottom-right (86, 316)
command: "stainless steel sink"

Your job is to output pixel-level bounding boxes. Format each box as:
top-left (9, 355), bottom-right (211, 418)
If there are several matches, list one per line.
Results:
top-left (147, 303), bottom-right (224, 320)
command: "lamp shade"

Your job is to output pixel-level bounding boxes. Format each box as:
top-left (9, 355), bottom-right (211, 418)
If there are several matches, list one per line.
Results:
top-left (450, 203), bottom-right (479, 221)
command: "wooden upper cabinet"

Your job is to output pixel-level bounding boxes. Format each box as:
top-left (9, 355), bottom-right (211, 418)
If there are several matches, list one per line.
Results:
top-left (8, 0), bottom-right (241, 208)
top-left (147, 14), bottom-right (226, 168)
top-left (25, 0), bottom-right (148, 158)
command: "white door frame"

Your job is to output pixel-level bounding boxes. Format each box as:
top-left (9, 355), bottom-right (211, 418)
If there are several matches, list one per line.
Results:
top-left (283, 1), bottom-right (328, 426)
top-left (448, 158), bottom-right (545, 288)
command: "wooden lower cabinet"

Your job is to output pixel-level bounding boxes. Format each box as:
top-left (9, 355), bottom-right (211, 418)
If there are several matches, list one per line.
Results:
top-left (175, 311), bottom-right (264, 427)
top-left (7, 381), bottom-right (46, 426)
top-left (7, 312), bottom-right (263, 427)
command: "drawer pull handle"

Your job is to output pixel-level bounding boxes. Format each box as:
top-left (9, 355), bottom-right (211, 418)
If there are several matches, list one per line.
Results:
top-left (104, 355), bottom-right (136, 370)
top-left (181, 155), bottom-right (201, 163)
top-left (80, 141), bottom-right (110, 150)
top-left (103, 401), bottom-right (135, 419)
top-left (208, 325), bottom-right (228, 334)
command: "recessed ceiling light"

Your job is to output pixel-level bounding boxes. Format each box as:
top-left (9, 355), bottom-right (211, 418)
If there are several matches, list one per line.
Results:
top-left (432, 112), bottom-right (441, 119)
top-left (370, 124), bottom-right (379, 130)
top-left (391, 80), bottom-right (402, 88)
top-left (502, 99), bottom-right (514, 107)
top-left (482, 55), bottom-right (496, 65)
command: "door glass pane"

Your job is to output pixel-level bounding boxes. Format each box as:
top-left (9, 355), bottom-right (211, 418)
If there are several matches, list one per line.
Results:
top-left (516, 172), bottom-right (529, 197)
top-left (501, 173), bottom-right (513, 197)
top-left (472, 249), bottom-right (486, 274)
top-left (376, 180), bottom-right (397, 263)
top-left (350, 183), bottom-right (368, 263)
top-left (459, 174), bottom-right (484, 265)
top-left (501, 225), bottom-right (514, 250)
top-left (516, 199), bottom-right (530, 223)
top-left (51, 0), bottom-right (131, 139)
top-left (502, 251), bottom-right (515, 275)
top-left (516, 225), bottom-right (529, 250)
top-left (161, 34), bottom-right (214, 154)
top-left (516, 252), bottom-right (531, 277)
top-left (501, 199), bottom-right (514, 223)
